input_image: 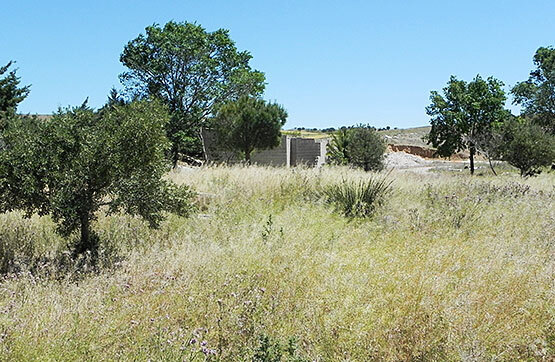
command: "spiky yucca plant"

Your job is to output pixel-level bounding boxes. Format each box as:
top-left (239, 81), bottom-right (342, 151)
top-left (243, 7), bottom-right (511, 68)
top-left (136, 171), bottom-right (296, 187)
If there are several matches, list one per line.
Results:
top-left (324, 175), bottom-right (392, 218)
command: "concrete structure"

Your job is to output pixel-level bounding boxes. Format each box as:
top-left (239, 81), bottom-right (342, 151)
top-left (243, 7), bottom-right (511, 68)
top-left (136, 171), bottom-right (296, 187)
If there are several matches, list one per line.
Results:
top-left (201, 129), bottom-right (328, 167)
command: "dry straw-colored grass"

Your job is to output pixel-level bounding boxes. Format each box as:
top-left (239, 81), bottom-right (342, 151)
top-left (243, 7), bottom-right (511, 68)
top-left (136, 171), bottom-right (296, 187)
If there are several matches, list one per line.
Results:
top-left (0, 165), bottom-right (553, 360)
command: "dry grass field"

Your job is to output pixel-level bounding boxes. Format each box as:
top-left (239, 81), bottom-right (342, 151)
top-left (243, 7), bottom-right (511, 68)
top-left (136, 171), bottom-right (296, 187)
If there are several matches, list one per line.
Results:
top-left (0, 165), bottom-right (553, 360)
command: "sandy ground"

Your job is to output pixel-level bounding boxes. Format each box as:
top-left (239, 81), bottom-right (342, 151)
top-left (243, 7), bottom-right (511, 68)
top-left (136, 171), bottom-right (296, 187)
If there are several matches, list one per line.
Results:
top-left (384, 152), bottom-right (471, 174)
top-left (384, 152), bottom-right (431, 168)
top-left (175, 152), bottom-right (471, 174)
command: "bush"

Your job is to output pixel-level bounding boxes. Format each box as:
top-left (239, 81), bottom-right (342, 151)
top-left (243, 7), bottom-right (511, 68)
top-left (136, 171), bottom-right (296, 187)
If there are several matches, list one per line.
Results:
top-left (345, 127), bottom-right (386, 171)
top-left (497, 119), bottom-right (555, 176)
top-left (327, 126), bottom-right (387, 171)
top-left (324, 176), bottom-right (392, 218)
top-left (0, 99), bottom-right (196, 258)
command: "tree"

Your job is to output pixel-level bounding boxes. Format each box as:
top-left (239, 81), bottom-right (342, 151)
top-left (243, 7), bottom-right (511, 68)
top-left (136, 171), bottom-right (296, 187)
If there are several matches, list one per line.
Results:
top-left (426, 75), bottom-right (509, 174)
top-left (512, 46), bottom-right (555, 134)
top-left (120, 21), bottom-right (266, 166)
top-left (495, 118), bottom-right (555, 176)
top-left (0, 99), bottom-right (195, 255)
top-left (0, 61), bottom-right (30, 126)
top-left (212, 96), bottom-right (287, 163)
top-left (345, 126), bottom-right (386, 171)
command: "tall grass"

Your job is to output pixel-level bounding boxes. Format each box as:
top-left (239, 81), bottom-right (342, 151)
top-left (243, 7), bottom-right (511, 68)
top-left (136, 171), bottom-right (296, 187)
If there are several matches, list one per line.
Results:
top-left (0, 165), bottom-right (553, 360)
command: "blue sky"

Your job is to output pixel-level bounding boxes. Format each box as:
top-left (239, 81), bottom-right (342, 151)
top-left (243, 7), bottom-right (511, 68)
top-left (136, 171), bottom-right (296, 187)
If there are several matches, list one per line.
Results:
top-left (2, 0), bottom-right (554, 129)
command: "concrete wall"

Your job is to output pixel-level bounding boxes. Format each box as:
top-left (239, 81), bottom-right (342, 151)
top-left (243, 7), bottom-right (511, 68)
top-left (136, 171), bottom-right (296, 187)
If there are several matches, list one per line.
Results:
top-left (251, 136), bottom-right (290, 166)
top-left (201, 129), bottom-right (327, 167)
top-left (291, 138), bottom-right (328, 167)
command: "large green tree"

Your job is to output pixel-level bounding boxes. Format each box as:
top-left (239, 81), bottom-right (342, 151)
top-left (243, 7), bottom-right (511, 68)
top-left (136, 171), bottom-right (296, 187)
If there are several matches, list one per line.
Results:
top-left (212, 96), bottom-right (287, 163)
top-left (120, 21), bottom-right (266, 165)
top-left (0, 61), bottom-right (30, 127)
top-left (511, 46), bottom-right (555, 134)
top-left (426, 75), bottom-right (509, 174)
top-left (0, 99), bottom-right (195, 255)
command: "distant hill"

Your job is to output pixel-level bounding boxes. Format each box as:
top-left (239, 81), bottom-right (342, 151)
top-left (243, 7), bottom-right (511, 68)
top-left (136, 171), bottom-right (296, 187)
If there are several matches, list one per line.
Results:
top-left (283, 126), bottom-right (432, 147)
top-left (378, 126), bottom-right (431, 147)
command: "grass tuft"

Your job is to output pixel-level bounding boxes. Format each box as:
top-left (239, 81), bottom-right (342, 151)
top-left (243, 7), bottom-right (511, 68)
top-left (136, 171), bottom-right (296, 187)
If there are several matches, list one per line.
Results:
top-left (324, 174), bottom-right (393, 218)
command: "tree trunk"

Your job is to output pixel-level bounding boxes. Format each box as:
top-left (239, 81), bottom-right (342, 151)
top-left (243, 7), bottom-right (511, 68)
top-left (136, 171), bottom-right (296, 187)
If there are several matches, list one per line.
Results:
top-left (245, 150), bottom-right (251, 165)
top-left (469, 146), bottom-right (475, 175)
top-left (172, 147), bottom-right (179, 168)
top-left (76, 213), bottom-right (91, 255)
top-left (488, 156), bottom-right (497, 176)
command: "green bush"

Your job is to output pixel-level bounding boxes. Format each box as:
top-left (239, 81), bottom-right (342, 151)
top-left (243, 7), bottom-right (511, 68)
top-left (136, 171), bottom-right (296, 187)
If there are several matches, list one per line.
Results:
top-left (345, 127), bottom-right (386, 171)
top-left (497, 119), bottom-right (555, 176)
top-left (324, 176), bottom-right (392, 218)
top-left (327, 128), bottom-right (351, 165)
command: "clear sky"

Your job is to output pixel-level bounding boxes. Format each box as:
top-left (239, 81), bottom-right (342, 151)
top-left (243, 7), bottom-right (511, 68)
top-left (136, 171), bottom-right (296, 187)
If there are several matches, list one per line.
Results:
top-left (2, 0), bottom-right (554, 129)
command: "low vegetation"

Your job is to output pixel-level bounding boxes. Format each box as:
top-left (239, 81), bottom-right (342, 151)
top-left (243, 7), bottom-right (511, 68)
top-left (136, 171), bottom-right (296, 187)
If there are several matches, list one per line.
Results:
top-left (327, 126), bottom-right (386, 171)
top-left (0, 166), bottom-right (553, 360)
top-left (324, 175), bottom-right (392, 218)
top-left (1, 16), bottom-right (554, 361)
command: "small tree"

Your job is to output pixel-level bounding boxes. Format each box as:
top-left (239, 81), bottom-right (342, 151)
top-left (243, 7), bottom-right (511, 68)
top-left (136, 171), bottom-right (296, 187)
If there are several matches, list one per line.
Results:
top-left (345, 127), bottom-right (386, 171)
top-left (120, 21), bottom-right (266, 165)
top-left (0, 99), bottom-right (195, 255)
top-left (212, 96), bottom-right (287, 163)
top-left (426, 75), bottom-right (509, 174)
top-left (496, 118), bottom-right (555, 176)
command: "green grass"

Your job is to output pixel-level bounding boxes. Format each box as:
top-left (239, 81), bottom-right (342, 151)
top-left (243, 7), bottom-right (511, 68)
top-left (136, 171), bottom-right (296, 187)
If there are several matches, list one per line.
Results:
top-left (0, 166), bottom-right (553, 360)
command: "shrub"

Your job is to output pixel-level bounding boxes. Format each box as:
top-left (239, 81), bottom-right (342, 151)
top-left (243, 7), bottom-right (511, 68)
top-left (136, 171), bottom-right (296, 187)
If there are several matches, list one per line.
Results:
top-left (497, 119), bottom-right (555, 176)
top-left (327, 128), bottom-right (351, 165)
top-left (324, 176), bottom-right (392, 218)
top-left (0, 99), bottom-right (196, 258)
top-left (345, 127), bottom-right (386, 171)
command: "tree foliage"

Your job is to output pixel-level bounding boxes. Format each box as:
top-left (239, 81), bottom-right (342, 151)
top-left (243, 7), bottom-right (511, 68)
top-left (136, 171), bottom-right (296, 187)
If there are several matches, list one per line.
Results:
top-left (426, 75), bottom-right (509, 174)
top-left (212, 96), bottom-right (287, 163)
top-left (511, 46), bottom-right (555, 134)
top-left (120, 21), bottom-right (266, 164)
top-left (327, 126), bottom-right (386, 171)
top-left (0, 61), bottom-right (30, 127)
top-left (345, 126), bottom-right (386, 171)
top-left (495, 118), bottom-right (555, 176)
top-left (0, 99), bottom-right (195, 255)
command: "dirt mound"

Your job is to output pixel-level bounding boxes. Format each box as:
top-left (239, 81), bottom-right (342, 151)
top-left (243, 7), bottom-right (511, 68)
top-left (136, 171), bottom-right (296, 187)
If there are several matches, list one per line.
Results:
top-left (387, 144), bottom-right (470, 161)
top-left (384, 152), bottom-right (431, 168)
top-left (388, 144), bottom-right (436, 158)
